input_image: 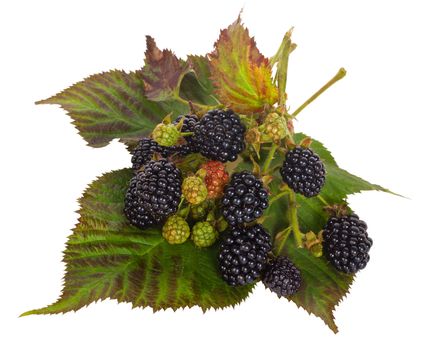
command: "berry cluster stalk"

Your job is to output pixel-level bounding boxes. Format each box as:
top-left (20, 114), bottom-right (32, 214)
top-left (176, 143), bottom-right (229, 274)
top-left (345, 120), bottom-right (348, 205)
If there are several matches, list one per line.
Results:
top-left (271, 31), bottom-right (347, 254)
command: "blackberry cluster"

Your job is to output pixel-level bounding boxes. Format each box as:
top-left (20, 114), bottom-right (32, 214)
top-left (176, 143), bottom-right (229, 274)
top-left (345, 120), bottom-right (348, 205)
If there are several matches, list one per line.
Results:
top-left (124, 174), bottom-right (162, 228)
top-left (322, 214), bottom-right (373, 274)
top-left (133, 159), bottom-right (182, 221)
top-left (280, 146), bottom-right (326, 197)
top-left (192, 109), bottom-right (246, 162)
top-left (218, 224), bottom-right (272, 286)
top-left (263, 256), bottom-right (301, 297)
top-left (221, 171), bottom-right (269, 226)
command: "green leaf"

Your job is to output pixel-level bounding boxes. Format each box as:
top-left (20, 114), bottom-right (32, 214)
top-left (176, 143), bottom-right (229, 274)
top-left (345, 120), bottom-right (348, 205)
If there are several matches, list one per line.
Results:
top-left (21, 169), bottom-right (253, 316)
top-left (209, 16), bottom-right (278, 114)
top-left (179, 55), bottom-right (220, 106)
top-left (293, 133), bottom-right (396, 203)
top-left (285, 239), bottom-right (353, 333)
top-left (140, 36), bottom-right (190, 102)
top-left (259, 133), bottom-right (393, 332)
top-left (37, 70), bottom-right (188, 147)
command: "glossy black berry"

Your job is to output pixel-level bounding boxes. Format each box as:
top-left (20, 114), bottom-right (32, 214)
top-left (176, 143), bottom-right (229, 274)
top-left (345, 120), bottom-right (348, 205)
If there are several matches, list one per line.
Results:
top-left (124, 174), bottom-right (162, 228)
top-left (131, 138), bottom-right (163, 170)
top-left (192, 109), bottom-right (246, 162)
top-left (137, 159), bottom-right (182, 220)
top-left (218, 224), bottom-right (272, 286)
top-left (263, 256), bottom-right (301, 297)
top-left (221, 171), bottom-right (269, 226)
top-left (323, 214), bottom-right (373, 274)
top-left (174, 114), bottom-right (199, 143)
top-left (280, 146), bottom-right (325, 197)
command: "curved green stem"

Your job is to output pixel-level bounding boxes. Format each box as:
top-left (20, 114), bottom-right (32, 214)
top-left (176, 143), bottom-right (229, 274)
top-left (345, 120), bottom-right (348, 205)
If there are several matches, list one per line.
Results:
top-left (269, 190), bottom-right (290, 206)
top-left (291, 68), bottom-right (347, 117)
top-left (274, 226), bottom-right (292, 255)
top-left (317, 194), bottom-right (330, 207)
top-left (288, 189), bottom-right (304, 248)
top-left (262, 143), bottom-right (278, 174)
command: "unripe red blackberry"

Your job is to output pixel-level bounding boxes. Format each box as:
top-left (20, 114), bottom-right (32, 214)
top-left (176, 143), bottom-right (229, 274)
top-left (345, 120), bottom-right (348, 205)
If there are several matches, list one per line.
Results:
top-left (201, 161), bottom-right (229, 199)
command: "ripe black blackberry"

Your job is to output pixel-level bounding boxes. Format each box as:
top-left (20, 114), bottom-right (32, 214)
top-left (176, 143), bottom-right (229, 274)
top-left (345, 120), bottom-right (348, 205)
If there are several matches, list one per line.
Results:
top-left (131, 138), bottom-right (163, 170)
top-left (124, 174), bottom-right (161, 228)
top-left (280, 146), bottom-right (326, 197)
top-left (263, 256), bottom-right (301, 297)
top-left (139, 159), bottom-right (182, 220)
top-left (322, 214), bottom-right (373, 274)
top-left (221, 171), bottom-right (269, 226)
top-left (174, 114), bottom-right (198, 142)
top-left (192, 109), bottom-right (245, 162)
top-left (218, 224), bottom-right (272, 286)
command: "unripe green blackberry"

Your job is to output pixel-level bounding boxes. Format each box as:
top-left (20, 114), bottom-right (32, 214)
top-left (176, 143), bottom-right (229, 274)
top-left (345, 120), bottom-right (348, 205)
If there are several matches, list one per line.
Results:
top-left (263, 112), bottom-right (289, 143)
top-left (162, 215), bottom-right (190, 244)
top-left (191, 221), bottom-right (218, 247)
top-left (190, 200), bottom-right (212, 221)
top-left (182, 176), bottom-right (208, 205)
top-left (152, 123), bottom-right (180, 146)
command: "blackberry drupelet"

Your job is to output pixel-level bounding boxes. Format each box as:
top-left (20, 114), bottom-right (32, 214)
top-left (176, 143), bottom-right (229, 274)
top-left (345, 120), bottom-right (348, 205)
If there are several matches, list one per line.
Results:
top-left (124, 174), bottom-right (161, 228)
top-left (140, 159), bottom-right (182, 220)
top-left (218, 224), bottom-right (272, 286)
top-left (280, 146), bottom-right (326, 197)
top-left (263, 256), bottom-right (301, 297)
top-left (192, 109), bottom-right (246, 162)
top-left (131, 138), bottom-right (162, 170)
top-left (221, 171), bottom-right (269, 226)
top-left (322, 214), bottom-right (373, 274)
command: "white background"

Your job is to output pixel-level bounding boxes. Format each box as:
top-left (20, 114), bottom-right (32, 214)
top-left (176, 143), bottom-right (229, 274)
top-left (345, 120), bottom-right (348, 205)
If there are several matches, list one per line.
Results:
top-left (1, 0), bottom-right (431, 348)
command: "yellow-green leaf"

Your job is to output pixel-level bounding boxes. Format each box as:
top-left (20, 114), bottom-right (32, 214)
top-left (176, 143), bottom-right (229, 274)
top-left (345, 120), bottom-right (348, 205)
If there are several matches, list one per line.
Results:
top-left (209, 16), bottom-right (278, 114)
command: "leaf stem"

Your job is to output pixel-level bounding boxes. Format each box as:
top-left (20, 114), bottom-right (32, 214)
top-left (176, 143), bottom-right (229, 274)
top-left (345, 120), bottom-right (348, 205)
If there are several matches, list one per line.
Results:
top-left (317, 194), bottom-right (330, 207)
top-left (291, 67), bottom-right (347, 117)
top-left (275, 29), bottom-right (294, 106)
top-left (288, 189), bottom-right (304, 248)
top-left (274, 226), bottom-right (292, 255)
top-left (262, 143), bottom-right (278, 174)
top-left (269, 190), bottom-right (290, 205)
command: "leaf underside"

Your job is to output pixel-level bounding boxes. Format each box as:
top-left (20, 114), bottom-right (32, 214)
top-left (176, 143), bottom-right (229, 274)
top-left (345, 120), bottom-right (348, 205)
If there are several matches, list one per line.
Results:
top-left (21, 169), bottom-right (253, 316)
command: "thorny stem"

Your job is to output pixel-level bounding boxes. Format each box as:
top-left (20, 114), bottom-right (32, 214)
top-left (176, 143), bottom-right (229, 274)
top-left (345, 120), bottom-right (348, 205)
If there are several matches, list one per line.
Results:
top-left (288, 189), bottom-right (304, 248)
top-left (262, 143), bottom-right (278, 174)
top-left (291, 67), bottom-right (347, 117)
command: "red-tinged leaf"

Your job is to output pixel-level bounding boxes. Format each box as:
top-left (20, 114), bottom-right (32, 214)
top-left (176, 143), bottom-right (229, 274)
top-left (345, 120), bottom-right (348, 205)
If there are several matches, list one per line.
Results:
top-left (209, 16), bottom-right (278, 114)
top-left (140, 36), bottom-right (190, 101)
top-left (36, 70), bottom-right (188, 147)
